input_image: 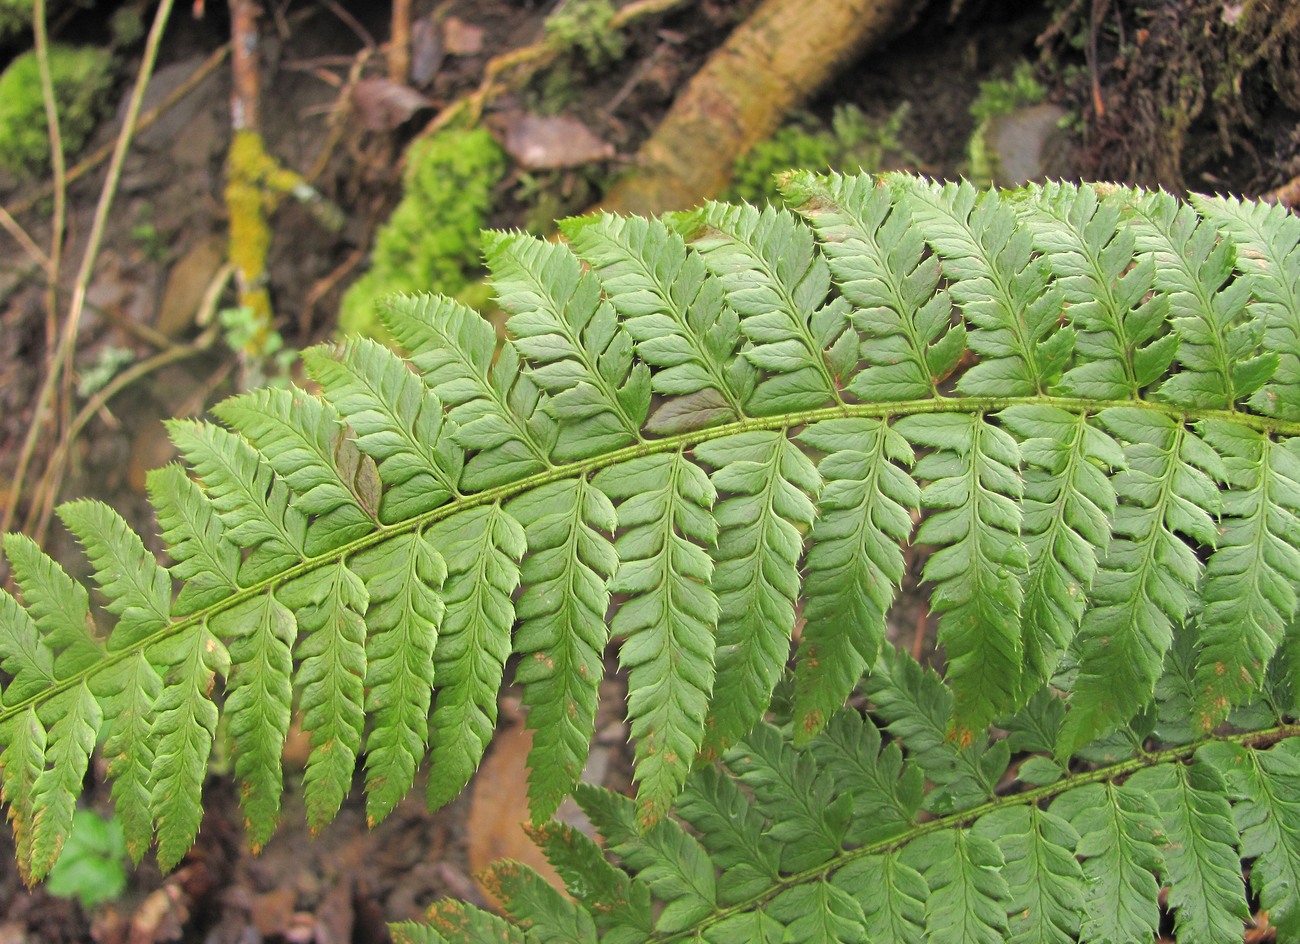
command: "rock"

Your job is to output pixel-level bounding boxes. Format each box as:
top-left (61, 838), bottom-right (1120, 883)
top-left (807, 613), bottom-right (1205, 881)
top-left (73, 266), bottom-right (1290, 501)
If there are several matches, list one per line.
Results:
top-left (976, 103), bottom-right (1072, 187)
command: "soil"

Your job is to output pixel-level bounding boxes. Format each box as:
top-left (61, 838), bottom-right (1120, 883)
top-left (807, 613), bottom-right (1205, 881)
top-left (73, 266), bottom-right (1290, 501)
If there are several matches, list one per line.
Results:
top-left (0, 0), bottom-right (1296, 941)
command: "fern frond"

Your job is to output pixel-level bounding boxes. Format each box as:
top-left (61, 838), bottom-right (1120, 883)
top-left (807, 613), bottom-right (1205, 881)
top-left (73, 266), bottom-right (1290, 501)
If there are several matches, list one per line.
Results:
top-left (1, 172), bottom-right (1299, 893)
top-left (399, 703), bottom-right (1300, 943)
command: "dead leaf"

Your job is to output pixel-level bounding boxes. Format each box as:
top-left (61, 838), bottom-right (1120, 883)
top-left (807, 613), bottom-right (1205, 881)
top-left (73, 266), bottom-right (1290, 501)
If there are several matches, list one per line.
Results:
top-left (467, 725), bottom-right (565, 911)
top-left (442, 16), bottom-right (485, 56)
top-left (499, 111), bottom-right (615, 170)
top-left (349, 78), bottom-right (433, 132)
top-left (410, 14), bottom-right (444, 86)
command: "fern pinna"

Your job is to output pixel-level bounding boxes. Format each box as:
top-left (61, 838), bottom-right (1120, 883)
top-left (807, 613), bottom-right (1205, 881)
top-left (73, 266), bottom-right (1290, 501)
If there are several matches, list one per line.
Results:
top-left (2, 172), bottom-right (1300, 940)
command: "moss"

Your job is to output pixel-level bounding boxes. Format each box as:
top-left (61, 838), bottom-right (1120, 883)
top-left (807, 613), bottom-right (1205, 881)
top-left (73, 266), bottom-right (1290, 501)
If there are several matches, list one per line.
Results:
top-left (0, 44), bottom-right (115, 178)
top-left (340, 127), bottom-right (507, 338)
top-left (545, 0), bottom-right (625, 69)
top-left (726, 104), bottom-right (911, 206)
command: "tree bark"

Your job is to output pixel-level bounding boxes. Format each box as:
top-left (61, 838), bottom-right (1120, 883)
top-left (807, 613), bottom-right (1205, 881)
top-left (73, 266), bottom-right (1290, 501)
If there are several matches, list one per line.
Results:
top-left (599, 0), bottom-right (917, 215)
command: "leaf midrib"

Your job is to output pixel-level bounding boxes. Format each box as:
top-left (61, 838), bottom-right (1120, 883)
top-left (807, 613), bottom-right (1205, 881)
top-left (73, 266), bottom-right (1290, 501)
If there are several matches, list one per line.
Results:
top-left (2, 394), bottom-right (1296, 728)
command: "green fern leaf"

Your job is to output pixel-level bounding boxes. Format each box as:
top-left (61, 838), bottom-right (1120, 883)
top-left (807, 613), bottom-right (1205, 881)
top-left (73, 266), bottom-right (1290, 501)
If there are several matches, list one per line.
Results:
top-left (973, 805), bottom-right (1083, 944)
top-left (808, 709), bottom-right (922, 845)
top-left (279, 559), bottom-right (368, 830)
top-left (148, 464), bottom-right (241, 615)
top-left (901, 177), bottom-right (1070, 395)
top-left (487, 233), bottom-right (650, 459)
top-left (782, 170), bottom-right (964, 401)
top-left (481, 859), bottom-right (599, 943)
top-left (1132, 190), bottom-right (1273, 409)
top-left (895, 412), bottom-right (1027, 735)
top-left (724, 722), bottom-right (850, 872)
top-left (865, 645), bottom-right (1005, 813)
top-left (353, 532), bottom-right (444, 826)
top-left (1018, 181), bottom-right (1176, 400)
top-left (305, 338), bottom-right (462, 523)
top-left (166, 420), bottom-right (307, 584)
top-left (383, 292), bottom-right (555, 488)
top-left (833, 852), bottom-right (927, 943)
top-left (0, 585), bottom-right (57, 703)
top-left (1193, 425), bottom-right (1300, 726)
top-left (1051, 782), bottom-right (1165, 944)
top-left (1128, 759), bottom-right (1249, 944)
top-left (1192, 193), bottom-right (1300, 419)
top-left (903, 828), bottom-right (1011, 944)
top-left (562, 213), bottom-right (753, 432)
top-left (1200, 737), bottom-right (1300, 938)
top-left (29, 682), bottom-right (101, 880)
top-left (525, 819), bottom-right (654, 942)
top-left (680, 201), bottom-right (851, 410)
top-left (1058, 409), bottom-right (1224, 756)
top-left (95, 652), bottom-right (162, 864)
top-left (405, 901), bottom-right (526, 944)
top-left (576, 781), bottom-right (716, 935)
top-left (147, 623), bottom-right (228, 870)
top-left (57, 501), bottom-right (172, 649)
top-left (707, 910), bottom-right (785, 943)
top-left (769, 881), bottom-right (867, 943)
top-left (423, 503), bottom-right (525, 811)
top-left (214, 387), bottom-right (378, 554)
top-left (794, 418), bottom-right (916, 739)
top-left (0, 706), bottom-right (45, 880)
top-left (675, 764), bottom-right (781, 904)
top-left (213, 592), bottom-right (295, 851)
top-left (2, 533), bottom-right (102, 675)
top-left (510, 478), bottom-right (616, 823)
top-left (595, 451), bottom-right (717, 824)
top-left (695, 431), bottom-right (818, 753)
top-left (998, 405), bottom-right (1121, 694)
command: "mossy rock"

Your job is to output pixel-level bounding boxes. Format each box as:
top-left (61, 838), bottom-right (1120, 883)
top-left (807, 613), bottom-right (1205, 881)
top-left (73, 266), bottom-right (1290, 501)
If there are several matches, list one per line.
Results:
top-left (340, 127), bottom-right (507, 338)
top-left (0, 44), bottom-right (115, 179)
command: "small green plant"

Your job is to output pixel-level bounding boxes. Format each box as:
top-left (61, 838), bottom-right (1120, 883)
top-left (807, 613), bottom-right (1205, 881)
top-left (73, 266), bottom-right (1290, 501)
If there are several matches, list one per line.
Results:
top-left (0, 44), bottom-right (114, 179)
top-left (45, 810), bottom-right (128, 909)
top-left (339, 127), bottom-right (506, 338)
top-left (727, 104), bottom-right (911, 205)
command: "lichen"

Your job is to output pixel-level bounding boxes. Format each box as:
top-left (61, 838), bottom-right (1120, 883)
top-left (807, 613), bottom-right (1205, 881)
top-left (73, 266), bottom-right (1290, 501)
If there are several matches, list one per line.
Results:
top-left (0, 44), bottom-right (115, 178)
top-left (340, 127), bottom-right (506, 338)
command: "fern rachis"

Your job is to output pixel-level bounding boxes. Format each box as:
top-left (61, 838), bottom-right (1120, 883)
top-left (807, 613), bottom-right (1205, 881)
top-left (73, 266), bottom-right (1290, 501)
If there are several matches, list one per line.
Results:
top-left (1, 172), bottom-right (1299, 942)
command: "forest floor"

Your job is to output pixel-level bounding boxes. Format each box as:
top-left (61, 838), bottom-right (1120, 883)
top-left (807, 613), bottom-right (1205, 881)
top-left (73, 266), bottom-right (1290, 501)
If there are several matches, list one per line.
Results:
top-left (0, 0), bottom-right (1295, 940)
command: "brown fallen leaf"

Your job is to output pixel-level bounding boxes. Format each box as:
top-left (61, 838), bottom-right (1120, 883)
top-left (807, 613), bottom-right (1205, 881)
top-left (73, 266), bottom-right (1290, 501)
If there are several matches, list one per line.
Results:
top-left (498, 111), bottom-right (615, 170)
top-left (442, 15), bottom-right (485, 56)
top-left (349, 78), bottom-right (433, 132)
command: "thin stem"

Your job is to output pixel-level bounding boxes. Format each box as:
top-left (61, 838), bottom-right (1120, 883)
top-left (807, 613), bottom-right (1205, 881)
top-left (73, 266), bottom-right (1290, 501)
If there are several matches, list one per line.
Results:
top-left (5, 0), bottom-right (179, 542)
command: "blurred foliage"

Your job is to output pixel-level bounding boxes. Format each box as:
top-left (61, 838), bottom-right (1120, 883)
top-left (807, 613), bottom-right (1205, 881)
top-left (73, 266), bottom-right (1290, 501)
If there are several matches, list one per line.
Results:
top-left (0, 43), bottom-right (115, 178)
top-left (46, 810), bottom-right (128, 910)
top-left (545, 0), bottom-right (625, 69)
